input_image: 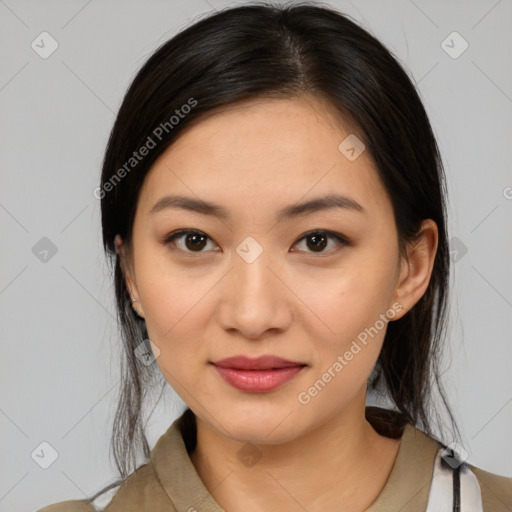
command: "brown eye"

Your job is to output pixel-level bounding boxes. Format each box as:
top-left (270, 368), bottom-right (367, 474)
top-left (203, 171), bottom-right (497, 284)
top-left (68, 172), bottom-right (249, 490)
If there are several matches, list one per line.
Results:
top-left (305, 233), bottom-right (328, 252)
top-left (292, 230), bottom-right (348, 254)
top-left (163, 229), bottom-right (348, 255)
top-left (184, 233), bottom-right (208, 251)
top-left (164, 229), bottom-right (217, 253)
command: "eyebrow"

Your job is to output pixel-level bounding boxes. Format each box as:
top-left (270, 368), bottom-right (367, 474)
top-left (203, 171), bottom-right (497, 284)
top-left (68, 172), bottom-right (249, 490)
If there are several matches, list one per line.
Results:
top-left (149, 193), bottom-right (364, 221)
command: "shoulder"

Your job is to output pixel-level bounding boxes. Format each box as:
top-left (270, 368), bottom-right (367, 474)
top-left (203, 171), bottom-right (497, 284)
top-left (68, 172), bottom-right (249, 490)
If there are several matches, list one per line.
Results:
top-left (37, 461), bottom-right (175, 512)
top-left (469, 464), bottom-right (512, 509)
top-left (101, 460), bottom-right (176, 510)
top-left (36, 499), bottom-right (97, 512)
top-left (37, 412), bottom-right (194, 512)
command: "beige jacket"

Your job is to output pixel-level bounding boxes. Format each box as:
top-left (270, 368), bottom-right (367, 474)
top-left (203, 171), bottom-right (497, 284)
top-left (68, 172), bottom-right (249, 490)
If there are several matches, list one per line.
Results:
top-left (38, 408), bottom-right (512, 511)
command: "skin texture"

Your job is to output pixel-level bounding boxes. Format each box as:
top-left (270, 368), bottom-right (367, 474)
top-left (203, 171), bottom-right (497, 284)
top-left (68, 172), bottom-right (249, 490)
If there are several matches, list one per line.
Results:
top-left (115, 94), bottom-right (438, 511)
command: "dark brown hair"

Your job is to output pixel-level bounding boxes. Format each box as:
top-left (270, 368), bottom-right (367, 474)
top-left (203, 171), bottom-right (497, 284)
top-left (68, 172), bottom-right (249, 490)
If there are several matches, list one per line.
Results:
top-left (91, 0), bottom-right (458, 501)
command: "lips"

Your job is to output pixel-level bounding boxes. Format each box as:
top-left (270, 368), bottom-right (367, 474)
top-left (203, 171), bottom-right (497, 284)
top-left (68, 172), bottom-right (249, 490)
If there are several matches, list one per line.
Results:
top-left (211, 355), bottom-right (307, 392)
top-left (212, 355), bottom-right (305, 370)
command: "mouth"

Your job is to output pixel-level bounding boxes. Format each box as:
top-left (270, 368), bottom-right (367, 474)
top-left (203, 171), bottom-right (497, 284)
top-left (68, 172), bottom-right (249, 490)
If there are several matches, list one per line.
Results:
top-left (211, 355), bottom-right (307, 392)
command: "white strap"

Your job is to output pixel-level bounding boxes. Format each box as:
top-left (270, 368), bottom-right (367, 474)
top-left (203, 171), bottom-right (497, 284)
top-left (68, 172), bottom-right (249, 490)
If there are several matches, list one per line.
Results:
top-left (460, 463), bottom-right (484, 512)
top-left (425, 448), bottom-right (483, 512)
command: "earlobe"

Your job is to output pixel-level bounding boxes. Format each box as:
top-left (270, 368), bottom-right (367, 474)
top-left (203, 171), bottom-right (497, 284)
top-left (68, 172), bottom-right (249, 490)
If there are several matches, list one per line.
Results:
top-left (391, 219), bottom-right (438, 320)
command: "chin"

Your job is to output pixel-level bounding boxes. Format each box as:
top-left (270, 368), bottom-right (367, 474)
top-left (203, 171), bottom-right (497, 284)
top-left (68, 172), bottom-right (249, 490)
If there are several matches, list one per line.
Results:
top-left (209, 399), bottom-right (307, 444)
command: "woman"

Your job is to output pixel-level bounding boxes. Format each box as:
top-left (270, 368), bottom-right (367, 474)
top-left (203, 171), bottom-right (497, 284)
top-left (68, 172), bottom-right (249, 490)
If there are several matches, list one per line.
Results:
top-left (39, 2), bottom-right (512, 511)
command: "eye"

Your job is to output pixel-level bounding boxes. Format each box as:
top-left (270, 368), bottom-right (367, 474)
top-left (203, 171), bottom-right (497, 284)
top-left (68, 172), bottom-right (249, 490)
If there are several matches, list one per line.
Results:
top-left (163, 229), bottom-right (218, 253)
top-left (292, 230), bottom-right (349, 254)
top-left (163, 229), bottom-right (348, 255)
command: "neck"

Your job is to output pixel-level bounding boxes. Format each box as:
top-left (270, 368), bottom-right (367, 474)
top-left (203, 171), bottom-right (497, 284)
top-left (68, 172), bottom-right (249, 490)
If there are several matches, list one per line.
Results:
top-left (189, 391), bottom-right (402, 512)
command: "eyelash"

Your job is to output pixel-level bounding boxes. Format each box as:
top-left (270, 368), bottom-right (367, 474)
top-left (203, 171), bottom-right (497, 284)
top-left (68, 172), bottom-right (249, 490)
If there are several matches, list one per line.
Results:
top-left (162, 229), bottom-right (349, 256)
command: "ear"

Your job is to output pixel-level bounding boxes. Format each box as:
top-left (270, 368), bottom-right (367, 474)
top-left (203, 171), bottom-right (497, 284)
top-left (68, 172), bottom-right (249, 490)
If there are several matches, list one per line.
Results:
top-left (389, 219), bottom-right (438, 321)
top-left (115, 234), bottom-right (145, 318)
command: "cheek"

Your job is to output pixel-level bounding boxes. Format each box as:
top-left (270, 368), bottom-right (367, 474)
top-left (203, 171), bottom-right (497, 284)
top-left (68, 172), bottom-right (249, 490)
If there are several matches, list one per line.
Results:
top-left (293, 260), bottom-right (395, 341)
top-left (291, 250), bottom-right (397, 378)
top-left (295, 276), bottom-right (390, 410)
top-left (134, 258), bottom-right (218, 366)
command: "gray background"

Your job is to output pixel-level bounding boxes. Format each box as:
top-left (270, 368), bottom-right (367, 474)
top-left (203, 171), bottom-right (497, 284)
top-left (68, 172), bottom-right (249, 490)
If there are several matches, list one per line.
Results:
top-left (1, 0), bottom-right (511, 510)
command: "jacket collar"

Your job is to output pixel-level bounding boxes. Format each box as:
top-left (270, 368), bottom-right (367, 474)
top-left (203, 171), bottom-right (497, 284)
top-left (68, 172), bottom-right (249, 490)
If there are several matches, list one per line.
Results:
top-left (151, 408), bottom-right (441, 512)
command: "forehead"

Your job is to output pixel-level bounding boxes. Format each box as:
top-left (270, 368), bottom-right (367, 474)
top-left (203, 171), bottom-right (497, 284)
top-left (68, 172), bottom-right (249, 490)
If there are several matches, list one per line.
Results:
top-left (137, 95), bottom-right (390, 220)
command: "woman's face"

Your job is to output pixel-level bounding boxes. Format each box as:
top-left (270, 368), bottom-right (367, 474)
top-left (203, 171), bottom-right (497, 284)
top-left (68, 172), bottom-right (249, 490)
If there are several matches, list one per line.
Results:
top-left (117, 95), bottom-right (428, 444)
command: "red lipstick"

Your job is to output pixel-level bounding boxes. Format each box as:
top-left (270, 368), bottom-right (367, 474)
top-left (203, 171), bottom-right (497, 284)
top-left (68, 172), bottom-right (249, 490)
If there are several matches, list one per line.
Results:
top-left (211, 355), bottom-right (306, 392)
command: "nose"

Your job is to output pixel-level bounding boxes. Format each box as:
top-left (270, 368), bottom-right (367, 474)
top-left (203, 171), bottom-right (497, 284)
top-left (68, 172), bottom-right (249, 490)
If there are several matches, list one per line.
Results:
top-left (215, 249), bottom-right (293, 340)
